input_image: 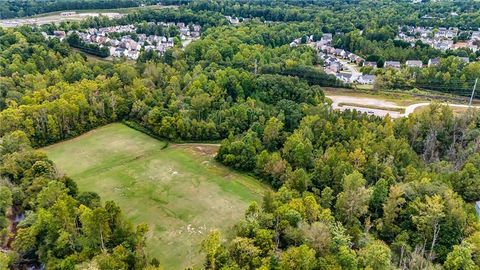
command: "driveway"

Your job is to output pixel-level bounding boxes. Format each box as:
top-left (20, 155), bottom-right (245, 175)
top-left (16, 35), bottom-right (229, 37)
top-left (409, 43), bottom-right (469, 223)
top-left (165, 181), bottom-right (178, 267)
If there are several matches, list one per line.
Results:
top-left (336, 58), bottom-right (362, 80)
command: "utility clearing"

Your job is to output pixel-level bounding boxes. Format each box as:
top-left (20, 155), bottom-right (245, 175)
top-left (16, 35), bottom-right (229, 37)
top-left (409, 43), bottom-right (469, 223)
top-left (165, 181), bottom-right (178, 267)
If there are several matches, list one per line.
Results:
top-left (42, 123), bottom-right (268, 269)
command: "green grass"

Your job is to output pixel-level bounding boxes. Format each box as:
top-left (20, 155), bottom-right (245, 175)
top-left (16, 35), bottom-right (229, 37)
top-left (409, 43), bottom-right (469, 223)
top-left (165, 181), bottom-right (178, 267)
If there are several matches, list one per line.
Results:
top-left (42, 123), bottom-right (268, 269)
top-left (337, 102), bottom-right (406, 113)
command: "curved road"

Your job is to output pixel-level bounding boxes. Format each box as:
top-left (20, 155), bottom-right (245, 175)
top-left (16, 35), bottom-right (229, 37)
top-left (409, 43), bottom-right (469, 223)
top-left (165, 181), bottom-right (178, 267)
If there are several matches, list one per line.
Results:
top-left (328, 95), bottom-right (479, 118)
top-left (403, 102), bottom-right (480, 116)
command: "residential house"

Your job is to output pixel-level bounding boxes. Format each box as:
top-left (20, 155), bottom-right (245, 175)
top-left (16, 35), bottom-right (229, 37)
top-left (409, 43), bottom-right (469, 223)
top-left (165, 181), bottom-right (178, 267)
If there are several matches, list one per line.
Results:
top-left (354, 56), bottom-right (364, 66)
top-left (357, 74), bottom-right (376, 84)
top-left (336, 73), bottom-right (353, 83)
top-left (348, 53), bottom-right (357, 62)
top-left (433, 40), bottom-right (453, 51)
top-left (225, 16), bottom-right (240, 25)
top-left (190, 31), bottom-right (200, 38)
top-left (384, 61), bottom-right (401, 69)
top-left (329, 62), bottom-right (343, 73)
top-left (472, 31), bottom-right (480, 41)
top-left (121, 39), bottom-right (140, 51)
top-left (446, 29), bottom-right (457, 39)
top-left (428, 58), bottom-right (440, 67)
top-left (458, 57), bottom-right (470, 63)
top-left (126, 50), bottom-right (140, 60)
top-left (290, 38), bottom-right (301, 47)
top-left (321, 33), bottom-right (333, 44)
top-left (406, 60), bottom-right (423, 68)
top-left (109, 47), bottom-right (117, 56)
top-left (334, 48), bottom-right (344, 56)
top-left (113, 48), bottom-right (126, 57)
top-left (363, 61), bottom-right (377, 68)
top-left (435, 27), bottom-right (447, 38)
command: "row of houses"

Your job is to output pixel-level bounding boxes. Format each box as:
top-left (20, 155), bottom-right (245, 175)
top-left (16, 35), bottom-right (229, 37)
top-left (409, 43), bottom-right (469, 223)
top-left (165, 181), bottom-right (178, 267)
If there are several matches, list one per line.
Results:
top-left (318, 45), bottom-right (365, 66)
top-left (44, 22), bottom-right (201, 60)
top-left (318, 50), bottom-right (375, 85)
top-left (290, 33), bottom-right (334, 48)
top-left (336, 73), bottom-right (376, 84)
top-left (367, 57), bottom-right (470, 70)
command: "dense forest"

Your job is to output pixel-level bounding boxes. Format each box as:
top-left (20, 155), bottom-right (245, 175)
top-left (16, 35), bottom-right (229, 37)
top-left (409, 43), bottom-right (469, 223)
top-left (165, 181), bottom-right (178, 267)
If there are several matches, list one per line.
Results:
top-left (1, 0), bottom-right (480, 269)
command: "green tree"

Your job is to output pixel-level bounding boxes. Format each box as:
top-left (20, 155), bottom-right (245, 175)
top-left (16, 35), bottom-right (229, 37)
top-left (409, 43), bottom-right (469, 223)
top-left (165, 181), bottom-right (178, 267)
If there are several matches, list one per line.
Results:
top-left (335, 171), bottom-right (372, 227)
top-left (263, 117), bottom-right (284, 150)
top-left (282, 132), bottom-right (313, 169)
top-left (201, 230), bottom-right (221, 269)
top-left (280, 244), bottom-right (316, 270)
top-left (411, 195), bottom-right (445, 260)
top-left (229, 237), bottom-right (261, 269)
top-left (358, 240), bottom-right (392, 270)
top-left (444, 244), bottom-right (476, 270)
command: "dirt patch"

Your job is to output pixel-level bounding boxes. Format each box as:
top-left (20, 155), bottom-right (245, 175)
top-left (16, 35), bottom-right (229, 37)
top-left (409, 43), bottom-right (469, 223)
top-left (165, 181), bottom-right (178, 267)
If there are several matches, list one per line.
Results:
top-left (172, 144), bottom-right (220, 156)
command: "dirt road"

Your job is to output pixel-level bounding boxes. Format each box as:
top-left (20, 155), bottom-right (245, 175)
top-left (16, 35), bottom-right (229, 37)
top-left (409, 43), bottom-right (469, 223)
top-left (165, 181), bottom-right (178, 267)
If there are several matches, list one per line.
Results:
top-left (327, 95), bottom-right (478, 118)
top-left (328, 95), bottom-right (404, 118)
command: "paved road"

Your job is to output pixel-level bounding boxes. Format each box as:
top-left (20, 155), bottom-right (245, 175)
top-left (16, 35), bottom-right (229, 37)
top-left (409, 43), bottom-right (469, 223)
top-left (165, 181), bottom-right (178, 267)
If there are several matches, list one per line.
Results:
top-left (403, 102), bottom-right (430, 116)
top-left (403, 102), bottom-right (479, 116)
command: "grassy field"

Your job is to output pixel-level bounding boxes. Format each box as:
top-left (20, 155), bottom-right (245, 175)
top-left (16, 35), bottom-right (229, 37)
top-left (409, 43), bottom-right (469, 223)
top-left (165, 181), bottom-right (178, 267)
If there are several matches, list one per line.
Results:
top-left (42, 123), bottom-right (268, 269)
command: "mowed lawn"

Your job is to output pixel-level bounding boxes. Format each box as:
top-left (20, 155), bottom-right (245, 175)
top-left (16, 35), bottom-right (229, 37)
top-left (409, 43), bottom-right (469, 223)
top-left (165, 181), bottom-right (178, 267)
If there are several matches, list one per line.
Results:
top-left (42, 123), bottom-right (268, 269)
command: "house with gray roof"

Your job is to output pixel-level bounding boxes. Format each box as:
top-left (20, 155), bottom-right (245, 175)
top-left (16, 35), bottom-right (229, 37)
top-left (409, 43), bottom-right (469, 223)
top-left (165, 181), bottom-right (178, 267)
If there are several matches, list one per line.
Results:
top-left (384, 61), bottom-right (401, 69)
top-left (406, 60), bottom-right (423, 68)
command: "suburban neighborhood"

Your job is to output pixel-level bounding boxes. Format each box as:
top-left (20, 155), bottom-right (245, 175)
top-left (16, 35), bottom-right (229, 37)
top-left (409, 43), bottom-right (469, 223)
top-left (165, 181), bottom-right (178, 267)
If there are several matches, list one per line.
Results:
top-left (42, 22), bottom-right (201, 60)
top-left (289, 28), bottom-right (479, 86)
top-left (397, 25), bottom-right (480, 52)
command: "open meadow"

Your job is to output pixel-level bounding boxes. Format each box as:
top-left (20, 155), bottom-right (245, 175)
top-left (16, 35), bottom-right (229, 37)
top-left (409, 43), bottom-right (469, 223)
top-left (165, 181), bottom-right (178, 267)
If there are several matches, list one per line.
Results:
top-left (42, 123), bottom-right (268, 269)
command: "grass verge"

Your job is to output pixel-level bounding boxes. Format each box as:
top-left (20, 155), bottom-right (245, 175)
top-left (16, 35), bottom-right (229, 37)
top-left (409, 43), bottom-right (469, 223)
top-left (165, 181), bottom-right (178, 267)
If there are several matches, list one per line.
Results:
top-left (337, 102), bottom-right (406, 113)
